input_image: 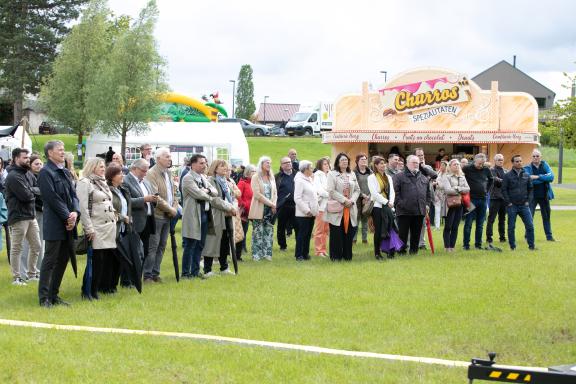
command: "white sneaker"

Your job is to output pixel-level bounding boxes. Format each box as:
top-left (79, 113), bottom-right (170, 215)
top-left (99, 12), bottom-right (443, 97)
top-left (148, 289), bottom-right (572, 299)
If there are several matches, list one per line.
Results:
top-left (220, 269), bottom-right (235, 276)
top-left (264, 256), bottom-right (272, 261)
top-left (28, 276), bottom-right (40, 282)
top-left (203, 271), bottom-right (217, 278)
top-left (12, 278), bottom-right (27, 286)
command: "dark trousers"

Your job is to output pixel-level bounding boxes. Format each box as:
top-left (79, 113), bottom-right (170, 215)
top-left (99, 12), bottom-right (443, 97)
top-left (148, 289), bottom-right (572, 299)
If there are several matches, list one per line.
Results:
top-left (508, 204), bottom-right (535, 249)
top-left (443, 206), bottom-right (463, 248)
top-left (463, 197), bottom-right (487, 248)
top-left (204, 230), bottom-right (230, 273)
top-left (276, 204), bottom-right (296, 250)
top-left (529, 197), bottom-right (553, 240)
top-left (486, 199), bottom-right (507, 243)
top-left (329, 217), bottom-right (356, 261)
top-left (397, 215), bottom-right (424, 254)
top-left (182, 210), bottom-right (208, 277)
top-left (39, 239), bottom-right (73, 303)
top-left (82, 248), bottom-right (116, 297)
top-left (294, 216), bottom-right (314, 260)
top-left (371, 207), bottom-right (384, 257)
top-left (240, 220), bottom-right (249, 252)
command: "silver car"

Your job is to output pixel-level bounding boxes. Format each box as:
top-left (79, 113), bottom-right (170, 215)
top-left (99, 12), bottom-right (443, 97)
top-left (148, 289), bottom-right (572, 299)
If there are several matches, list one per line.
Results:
top-left (218, 118), bottom-right (270, 136)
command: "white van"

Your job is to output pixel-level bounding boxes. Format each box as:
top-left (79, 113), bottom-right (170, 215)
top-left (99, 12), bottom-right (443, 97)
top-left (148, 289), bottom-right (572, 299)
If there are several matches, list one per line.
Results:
top-left (285, 102), bottom-right (333, 136)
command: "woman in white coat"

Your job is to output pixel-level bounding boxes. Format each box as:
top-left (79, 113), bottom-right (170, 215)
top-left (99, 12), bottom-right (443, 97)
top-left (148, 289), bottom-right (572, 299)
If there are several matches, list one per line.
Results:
top-left (313, 157), bottom-right (330, 257)
top-left (367, 157), bottom-right (396, 259)
top-left (324, 153), bottom-right (361, 261)
top-left (77, 158), bottom-right (117, 300)
top-left (294, 161), bottom-right (319, 261)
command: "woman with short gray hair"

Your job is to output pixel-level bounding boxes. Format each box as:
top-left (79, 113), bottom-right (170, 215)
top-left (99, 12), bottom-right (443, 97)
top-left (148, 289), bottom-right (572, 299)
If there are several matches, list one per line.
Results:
top-left (294, 160), bottom-right (318, 261)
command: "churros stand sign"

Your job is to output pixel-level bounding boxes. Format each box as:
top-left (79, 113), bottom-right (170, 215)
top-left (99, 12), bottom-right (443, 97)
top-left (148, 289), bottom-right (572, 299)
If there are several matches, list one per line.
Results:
top-left (379, 73), bottom-right (470, 116)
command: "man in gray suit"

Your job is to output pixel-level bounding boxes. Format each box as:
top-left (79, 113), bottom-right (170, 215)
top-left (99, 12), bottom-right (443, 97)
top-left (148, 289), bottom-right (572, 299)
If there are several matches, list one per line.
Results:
top-left (123, 159), bottom-right (158, 272)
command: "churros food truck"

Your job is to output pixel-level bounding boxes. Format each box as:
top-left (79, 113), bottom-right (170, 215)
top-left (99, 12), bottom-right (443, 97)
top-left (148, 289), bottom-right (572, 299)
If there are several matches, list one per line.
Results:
top-left (322, 67), bottom-right (540, 165)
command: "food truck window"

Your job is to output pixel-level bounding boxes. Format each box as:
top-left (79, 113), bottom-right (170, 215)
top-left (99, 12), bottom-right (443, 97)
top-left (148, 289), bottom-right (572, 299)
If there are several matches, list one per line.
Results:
top-left (454, 145), bottom-right (478, 155)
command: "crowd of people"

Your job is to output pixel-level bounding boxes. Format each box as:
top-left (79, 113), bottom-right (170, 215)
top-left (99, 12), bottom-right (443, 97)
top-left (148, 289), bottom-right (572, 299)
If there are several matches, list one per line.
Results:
top-left (1, 140), bottom-right (556, 307)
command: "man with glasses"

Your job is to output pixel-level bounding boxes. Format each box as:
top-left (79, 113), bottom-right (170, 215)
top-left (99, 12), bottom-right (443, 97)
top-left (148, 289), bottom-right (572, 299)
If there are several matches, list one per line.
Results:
top-left (140, 144), bottom-right (155, 167)
top-left (502, 155), bottom-right (535, 250)
top-left (486, 154), bottom-right (507, 245)
top-left (123, 158), bottom-right (158, 279)
top-left (275, 156), bottom-right (296, 251)
top-left (524, 149), bottom-right (556, 241)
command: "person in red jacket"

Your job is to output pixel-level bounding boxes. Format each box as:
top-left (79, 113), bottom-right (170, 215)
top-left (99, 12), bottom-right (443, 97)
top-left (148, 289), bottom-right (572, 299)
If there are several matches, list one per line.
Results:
top-left (237, 164), bottom-right (256, 253)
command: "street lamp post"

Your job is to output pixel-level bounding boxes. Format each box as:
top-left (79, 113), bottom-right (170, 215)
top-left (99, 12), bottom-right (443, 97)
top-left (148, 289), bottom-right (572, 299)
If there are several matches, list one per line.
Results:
top-left (229, 79), bottom-right (236, 118)
top-left (263, 95), bottom-right (269, 125)
top-left (380, 70), bottom-right (387, 83)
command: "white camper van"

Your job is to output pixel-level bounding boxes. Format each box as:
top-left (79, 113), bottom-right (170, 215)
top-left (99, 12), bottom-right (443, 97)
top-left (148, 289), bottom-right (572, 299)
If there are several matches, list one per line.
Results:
top-left (285, 102), bottom-right (333, 136)
top-left (85, 122), bottom-right (250, 168)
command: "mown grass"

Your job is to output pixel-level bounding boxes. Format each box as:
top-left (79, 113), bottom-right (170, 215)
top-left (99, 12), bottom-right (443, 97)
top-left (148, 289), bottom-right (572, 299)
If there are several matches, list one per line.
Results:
top-left (246, 136), bottom-right (330, 165)
top-left (552, 187), bottom-right (576, 205)
top-left (0, 211), bottom-right (575, 383)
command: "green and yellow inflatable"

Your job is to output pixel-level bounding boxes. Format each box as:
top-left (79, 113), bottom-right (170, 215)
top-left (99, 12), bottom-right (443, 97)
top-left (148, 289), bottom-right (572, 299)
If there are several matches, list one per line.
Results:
top-left (157, 92), bottom-right (228, 122)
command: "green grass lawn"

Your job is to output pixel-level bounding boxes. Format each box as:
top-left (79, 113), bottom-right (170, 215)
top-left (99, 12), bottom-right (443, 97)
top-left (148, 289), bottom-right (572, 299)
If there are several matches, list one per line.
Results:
top-left (246, 136), bottom-right (330, 165)
top-left (31, 134), bottom-right (79, 154)
top-left (1, 210), bottom-right (575, 382)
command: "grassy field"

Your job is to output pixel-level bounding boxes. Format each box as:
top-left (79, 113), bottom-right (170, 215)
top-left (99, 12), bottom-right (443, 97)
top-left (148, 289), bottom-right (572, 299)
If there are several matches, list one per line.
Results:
top-left (246, 136), bottom-right (331, 165)
top-left (6, 134), bottom-right (572, 382)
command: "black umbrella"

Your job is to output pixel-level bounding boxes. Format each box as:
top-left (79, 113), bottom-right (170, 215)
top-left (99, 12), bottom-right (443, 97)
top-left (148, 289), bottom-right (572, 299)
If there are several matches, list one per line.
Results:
top-left (225, 216), bottom-right (238, 275)
top-left (67, 231), bottom-right (78, 278)
top-left (116, 230), bottom-right (143, 293)
top-left (170, 228), bottom-right (180, 282)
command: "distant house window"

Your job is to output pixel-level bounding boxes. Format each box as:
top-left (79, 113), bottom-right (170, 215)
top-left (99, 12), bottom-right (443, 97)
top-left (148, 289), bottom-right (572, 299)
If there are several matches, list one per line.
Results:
top-left (216, 147), bottom-right (229, 161)
top-left (535, 97), bottom-right (546, 108)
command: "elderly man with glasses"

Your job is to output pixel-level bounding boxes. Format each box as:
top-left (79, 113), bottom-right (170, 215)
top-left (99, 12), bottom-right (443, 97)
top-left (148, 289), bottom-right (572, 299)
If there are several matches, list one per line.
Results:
top-left (123, 158), bottom-right (159, 276)
top-left (486, 154), bottom-right (508, 245)
top-left (523, 149), bottom-right (556, 242)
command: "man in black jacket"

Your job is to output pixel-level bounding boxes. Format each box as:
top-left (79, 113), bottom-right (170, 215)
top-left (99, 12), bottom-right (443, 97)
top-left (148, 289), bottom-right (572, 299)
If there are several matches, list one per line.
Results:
top-left (275, 157), bottom-right (296, 251)
top-left (486, 154), bottom-right (507, 245)
top-left (37, 141), bottom-right (80, 307)
top-left (462, 153), bottom-right (493, 250)
top-left (393, 155), bottom-right (432, 255)
top-left (5, 148), bottom-right (41, 286)
top-left (502, 155), bottom-right (535, 250)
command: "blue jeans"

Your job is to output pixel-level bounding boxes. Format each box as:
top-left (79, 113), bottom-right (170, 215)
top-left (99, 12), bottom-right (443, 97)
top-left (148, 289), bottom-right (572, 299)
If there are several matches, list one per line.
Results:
top-left (529, 197), bottom-right (553, 240)
top-left (507, 204), bottom-right (534, 249)
top-left (181, 210), bottom-right (208, 277)
top-left (463, 197), bottom-right (487, 248)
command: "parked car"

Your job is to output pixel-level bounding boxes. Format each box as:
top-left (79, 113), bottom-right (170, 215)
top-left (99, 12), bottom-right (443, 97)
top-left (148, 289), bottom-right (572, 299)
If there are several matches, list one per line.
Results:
top-left (39, 121), bottom-right (56, 135)
top-left (218, 118), bottom-right (270, 136)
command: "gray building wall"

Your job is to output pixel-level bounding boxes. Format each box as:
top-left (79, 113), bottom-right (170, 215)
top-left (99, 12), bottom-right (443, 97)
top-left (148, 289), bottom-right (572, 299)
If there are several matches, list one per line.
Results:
top-left (473, 60), bottom-right (555, 109)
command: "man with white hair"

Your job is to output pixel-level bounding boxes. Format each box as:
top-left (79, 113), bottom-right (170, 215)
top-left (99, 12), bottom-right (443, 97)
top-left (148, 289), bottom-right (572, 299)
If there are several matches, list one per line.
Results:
top-left (523, 149), bottom-right (555, 241)
top-left (392, 155), bottom-right (432, 255)
top-left (462, 153), bottom-right (493, 250)
top-left (486, 154), bottom-right (507, 245)
top-left (144, 147), bottom-right (178, 283)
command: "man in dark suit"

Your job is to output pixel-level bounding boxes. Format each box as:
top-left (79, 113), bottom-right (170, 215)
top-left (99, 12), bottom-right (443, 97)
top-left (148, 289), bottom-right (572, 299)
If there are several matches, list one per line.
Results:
top-left (123, 158), bottom-right (158, 268)
top-left (37, 140), bottom-right (80, 307)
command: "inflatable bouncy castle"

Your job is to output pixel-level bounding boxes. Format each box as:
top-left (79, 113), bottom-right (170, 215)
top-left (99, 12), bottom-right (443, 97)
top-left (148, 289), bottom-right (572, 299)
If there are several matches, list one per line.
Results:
top-left (157, 92), bottom-right (228, 122)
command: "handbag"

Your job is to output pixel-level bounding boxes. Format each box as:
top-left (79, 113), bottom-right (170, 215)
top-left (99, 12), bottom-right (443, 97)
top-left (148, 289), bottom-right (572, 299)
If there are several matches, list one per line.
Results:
top-left (326, 199), bottom-right (344, 214)
top-left (446, 194), bottom-right (462, 208)
top-left (361, 199), bottom-right (374, 218)
top-left (75, 234), bottom-right (89, 255)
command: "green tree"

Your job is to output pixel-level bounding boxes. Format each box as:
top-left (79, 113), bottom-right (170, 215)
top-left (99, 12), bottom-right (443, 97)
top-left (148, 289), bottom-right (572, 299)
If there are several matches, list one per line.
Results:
top-left (0, 0), bottom-right (86, 125)
top-left (549, 71), bottom-right (576, 149)
top-left (40, 0), bottom-right (111, 144)
top-left (88, 0), bottom-right (167, 157)
top-left (236, 64), bottom-right (255, 120)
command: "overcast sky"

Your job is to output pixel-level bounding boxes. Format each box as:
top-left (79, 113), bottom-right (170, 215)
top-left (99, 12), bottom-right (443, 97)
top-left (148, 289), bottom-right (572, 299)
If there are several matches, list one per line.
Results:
top-left (108, 0), bottom-right (576, 116)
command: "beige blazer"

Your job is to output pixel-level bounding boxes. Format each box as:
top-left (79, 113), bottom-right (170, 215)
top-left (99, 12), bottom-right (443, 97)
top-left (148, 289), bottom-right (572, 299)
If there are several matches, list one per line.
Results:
top-left (248, 173), bottom-right (277, 220)
top-left (145, 164), bottom-right (178, 219)
top-left (323, 170), bottom-right (361, 226)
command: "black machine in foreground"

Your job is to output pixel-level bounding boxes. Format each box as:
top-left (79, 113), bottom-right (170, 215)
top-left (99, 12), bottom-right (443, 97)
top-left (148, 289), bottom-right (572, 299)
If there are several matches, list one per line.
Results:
top-left (468, 353), bottom-right (576, 383)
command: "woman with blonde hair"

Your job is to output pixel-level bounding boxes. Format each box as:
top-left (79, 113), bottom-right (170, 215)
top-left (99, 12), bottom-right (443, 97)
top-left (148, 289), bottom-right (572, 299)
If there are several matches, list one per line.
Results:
top-left (64, 152), bottom-right (79, 183)
top-left (77, 158), bottom-right (117, 299)
top-left (440, 159), bottom-right (470, 252)
top-left (202, 159), bottom-right (237, 277)
top-left (248, 156), bottom-right (277, 261)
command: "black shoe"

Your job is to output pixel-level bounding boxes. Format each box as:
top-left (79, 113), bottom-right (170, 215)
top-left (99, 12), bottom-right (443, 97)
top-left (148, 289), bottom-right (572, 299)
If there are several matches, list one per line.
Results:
top-left (237, 257), bottom-right (244, 262)
top-left (387, 252), bottom-right (395, 259)
top-left (408, 250), bottom-right (418, 255)
top-left (529, 247), bottom-right (538, 251)
top-left (463, 245), bottom-right (470, 251)
top-left (375, 254), bottom-right (384, 261)
top-left (296, 256), bottom-right (305, 262)
top-left (499, 238), bottom-right (507, 243)
top-left (475, 246), bottom-right (483, 250)
top-left (81, 293), bottom-right (93, 301)
top-left (397, 249), bottom-right (407, 255)
top-left (547, 237), bottom-right (556, 242)
top-left (52, 296), bottom-right (70, 306)
top-left (40, 298), bottom-right (53, 308)
top-left (510, 247), bottom-right (516, 251)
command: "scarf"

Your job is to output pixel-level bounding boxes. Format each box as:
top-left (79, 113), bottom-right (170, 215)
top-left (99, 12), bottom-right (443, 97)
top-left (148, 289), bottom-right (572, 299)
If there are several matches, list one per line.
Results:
top-left (88, 174), bottom-right (111, 195)
top-left (375, 172), bottom-right (389, 200)
top-left (215, 175), bottom-right (232, 204)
